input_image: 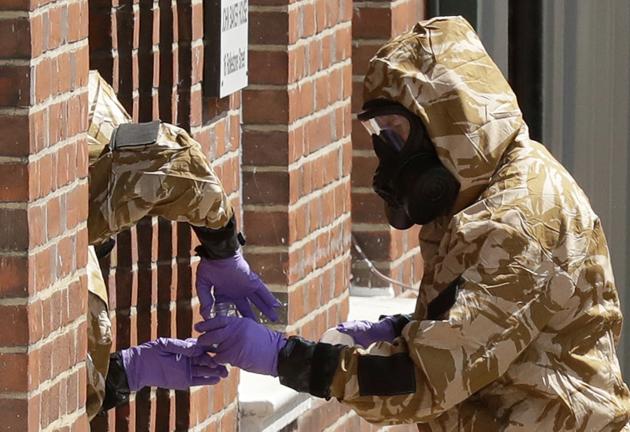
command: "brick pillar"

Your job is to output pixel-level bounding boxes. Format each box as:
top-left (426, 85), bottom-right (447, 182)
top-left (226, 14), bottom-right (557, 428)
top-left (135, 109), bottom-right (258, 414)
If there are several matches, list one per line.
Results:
top-left (88, 1), bottom-right (240, 430)
top-left (0, 0), bottom-right (90, 431)
top-left (350, 0), bottom-right (426, 296)
top-left (244, 0), bottom-right (353, 337)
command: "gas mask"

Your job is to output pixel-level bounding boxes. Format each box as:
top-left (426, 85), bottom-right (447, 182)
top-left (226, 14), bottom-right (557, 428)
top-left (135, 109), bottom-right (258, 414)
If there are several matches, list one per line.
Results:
top-left (358, 101), bottom-right (460, 229)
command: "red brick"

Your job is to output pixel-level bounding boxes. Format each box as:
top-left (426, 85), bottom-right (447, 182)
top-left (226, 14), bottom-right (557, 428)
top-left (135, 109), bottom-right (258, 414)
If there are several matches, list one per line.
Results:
top-left (67, 278), bottom-right (86, 323)
top-left (57, 235), bottom-right (75, 278)
top-left (289, 125), bottom-right (306, 163)
top-left (289, 44), bottom-right (306, 82)
top-left (248, 50), bottom-right (289, 85)
top-left (0, 396), bottom-right (39, 431)
top-left (0, 207), bottom-right (28, 251)
top-left (336, 25), bottom-right (352, 62)
top-left (56, 141), bottom-right (75, 188)
top-left (0, 18), bottom-right (32, 59)
top-left (242, 171), bottom-right (289, 205)
top-left (244, 250), bottom-right (289, 285)
top-left (0, 162), bottom-right (29, 201)
top-left (342, 63), bottom-right (352, 99)
top-left (0, 255), bottom-right (31, 298)
top-left (315, 0), bottom-right (327, 33)
top-left (34, 244), bottom-right (55, 290)
top-left (0, 302), bottom-right (43, 346)
top-left (0, 65), bottom-right (31, 107)
top-left (0, 352), bottom-right (33, 392)
top-left (329, 67), bottom-right (342, 103)
top-left (67, 1), bottom-right (84, 43)
top-left (307, 196), bottom-right (319, 232)
top-left (305, 114), bottom-right (332, 154)
top-left (242, 130), bottom-right (289, 165)
top-left (307, 37), bottom-right (322, 74)
top-left (314, 74), bottom-right (329, 111)
top-left (243, 88), bottom-right (290, 124)
top-left (0, 113), bottom-right (31, 156)
top-left (341, 138), bottom-right (353, 177)
top-left (68, 94), bottom-right (88, 140)
top-left (297, 79), bottom-right (314, 118)
top-left (76, 229), bottom-right (88, 269)
top-left (65, 187), bottom-right (81, 229)
top-left (353, 6), bottom-right (393, 39)
top-left (301, 2), bottom-right (316, 38)
top-left (227, 113), bottom-right (240, 151)
top-left (393, 0), bottom-right (423, 35)
top-left (289, 203), bottom-right (309, 243)
top-left (340, 0), bottom-right (353, 22)
top-left (0, 0), bottom-right (38, 10)
top-left (250, 11), bottom-right (291, 45)
top-left (243, 210), bottom-right (289, 246)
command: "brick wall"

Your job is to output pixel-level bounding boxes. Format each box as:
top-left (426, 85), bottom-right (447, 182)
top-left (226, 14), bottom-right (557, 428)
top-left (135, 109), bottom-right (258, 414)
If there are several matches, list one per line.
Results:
top-left (0, 0), bottom-right (90, 431)
top-left (243, 0), bottom-right (353, 339)
top-left (88, 0), bottom-right (241, 430)
top-left (350, 0), bottom-right (426, 296)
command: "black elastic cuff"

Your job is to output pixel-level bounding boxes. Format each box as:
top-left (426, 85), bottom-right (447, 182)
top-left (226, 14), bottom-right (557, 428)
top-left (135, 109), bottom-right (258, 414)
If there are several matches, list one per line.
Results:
top-left (192, 216), bottom-right (244, 260)
top-left (377, 314), bottom-right (412, 337)
top-left (100, 352), bottom-right (130, 413)
top-left (358, 353), bottom-right (416, 396)
top-left (277, 336), bottom-right (344, 399)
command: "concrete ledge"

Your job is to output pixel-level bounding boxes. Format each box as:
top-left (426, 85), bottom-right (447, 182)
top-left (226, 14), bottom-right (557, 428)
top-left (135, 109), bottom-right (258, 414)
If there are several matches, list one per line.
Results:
top-left (350, 285), bottom-right (395, 297)
top-left (238, 372), bottom-right (312, 432)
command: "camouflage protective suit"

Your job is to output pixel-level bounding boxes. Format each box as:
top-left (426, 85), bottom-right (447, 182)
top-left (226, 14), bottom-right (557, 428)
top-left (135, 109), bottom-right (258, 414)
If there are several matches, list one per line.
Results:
top-left (279, 16), bottom-right (630, 431)
top-left (85, 72), bottom-right (234, 419)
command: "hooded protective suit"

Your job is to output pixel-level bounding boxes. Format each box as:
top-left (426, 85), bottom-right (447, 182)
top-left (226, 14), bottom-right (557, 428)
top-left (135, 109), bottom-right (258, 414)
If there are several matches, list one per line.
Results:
top-left (85, 72), bottom-right (235, 419)
top-left (279, 16), bottom-right (630, 431)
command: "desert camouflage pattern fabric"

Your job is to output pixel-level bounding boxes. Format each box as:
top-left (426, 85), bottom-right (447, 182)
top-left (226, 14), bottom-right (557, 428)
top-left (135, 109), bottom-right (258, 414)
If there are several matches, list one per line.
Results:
top-left (88, 71), bottom-right (132, 163)
top-left (86, 246), bottom-right (112, 420)
top-left (330, 16), bottom-right (630, 430)
top-left (86, 71), bottom-right (233, 245)
top-left (85, 72), bottom-right (233, 418)
top-left (88, 120), bottom-right (233, 245)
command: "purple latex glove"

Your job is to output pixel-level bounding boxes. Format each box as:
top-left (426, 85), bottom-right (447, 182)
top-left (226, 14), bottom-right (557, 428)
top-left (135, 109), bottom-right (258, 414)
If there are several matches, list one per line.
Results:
top-left (195, 316), bottom-right (286, 376)
top-left (196, 251), bottom-right (281, 322)
top-left (121, 338), bottom-right (228, 391)
top-left (336, 317), bottom-right (397, 348)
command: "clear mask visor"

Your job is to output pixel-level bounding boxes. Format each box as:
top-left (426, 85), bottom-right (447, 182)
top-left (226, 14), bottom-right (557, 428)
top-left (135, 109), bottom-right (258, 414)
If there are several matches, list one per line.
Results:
top-left (360, 114), bottom-right (411, 142)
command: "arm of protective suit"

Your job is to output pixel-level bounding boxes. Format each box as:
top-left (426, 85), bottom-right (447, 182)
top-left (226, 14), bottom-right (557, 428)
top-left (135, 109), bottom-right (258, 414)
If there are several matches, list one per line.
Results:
top-left (88, 121), bottom-right (234, 246)
top-left (277, 222), bottom-right (576, 424)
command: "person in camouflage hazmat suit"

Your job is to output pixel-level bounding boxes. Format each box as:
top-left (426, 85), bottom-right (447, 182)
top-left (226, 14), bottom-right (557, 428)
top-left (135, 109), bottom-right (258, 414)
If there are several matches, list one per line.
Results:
top-left (85, 72), bottom-right (280, 420)
top-left (195, 16), bottom-right (630, 430)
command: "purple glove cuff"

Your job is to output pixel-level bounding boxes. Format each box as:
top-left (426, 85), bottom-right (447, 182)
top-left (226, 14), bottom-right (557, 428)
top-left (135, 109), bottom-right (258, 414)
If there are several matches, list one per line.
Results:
top-left (120, 346), bottom-right (145, 391)
top-left (269, 334), bottom-right (287, 377)
top-left (119, 338), bottom-right (226, 391)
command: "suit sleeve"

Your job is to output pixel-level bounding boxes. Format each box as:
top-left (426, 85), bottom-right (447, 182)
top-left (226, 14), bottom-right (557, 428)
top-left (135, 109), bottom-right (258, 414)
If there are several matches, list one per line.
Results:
top-left (88, 122), bottom-right (234, 245)
top-left (278, 221), bottom-right (576, 424)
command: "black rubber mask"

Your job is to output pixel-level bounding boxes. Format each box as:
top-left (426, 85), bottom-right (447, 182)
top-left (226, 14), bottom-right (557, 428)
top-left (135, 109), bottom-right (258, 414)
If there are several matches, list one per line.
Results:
top-left (359, 102), bottom-right (460, 228)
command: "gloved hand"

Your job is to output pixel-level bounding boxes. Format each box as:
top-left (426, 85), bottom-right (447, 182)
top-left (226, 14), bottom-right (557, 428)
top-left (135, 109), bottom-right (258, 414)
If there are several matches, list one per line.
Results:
top-left (336, 317), bottom-right (397, 348)
top-left (120, 338), bottom-right (228, 391)
top-left (195, 316), bottom-right (286, 376)
top-left (196, 251), bottom-right (281, 322)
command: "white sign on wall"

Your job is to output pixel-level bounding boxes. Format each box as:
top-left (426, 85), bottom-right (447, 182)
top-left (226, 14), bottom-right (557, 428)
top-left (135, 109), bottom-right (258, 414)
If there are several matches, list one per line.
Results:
top-left (204, 0), bottom-right (249, 98)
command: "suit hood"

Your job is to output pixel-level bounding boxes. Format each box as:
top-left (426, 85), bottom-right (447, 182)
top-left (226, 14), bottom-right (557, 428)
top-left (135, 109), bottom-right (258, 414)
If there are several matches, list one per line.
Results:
top-left (363, 16), bottom-right (528, 211)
